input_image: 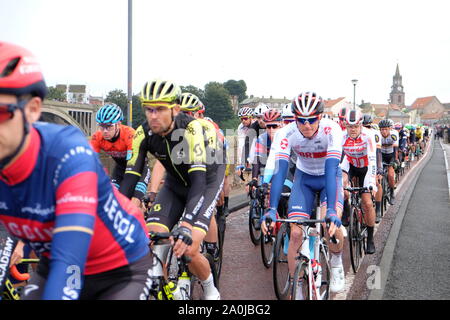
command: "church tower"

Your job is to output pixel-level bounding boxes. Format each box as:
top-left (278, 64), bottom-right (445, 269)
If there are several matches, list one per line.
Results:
top-left (390, 64), bottom-right (405, 107)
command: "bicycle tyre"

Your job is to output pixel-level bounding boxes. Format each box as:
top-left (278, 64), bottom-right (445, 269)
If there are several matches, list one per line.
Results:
top-left (248, 205), bottom-right (262, 245)
top-left (349, 205), bottom-right (361, 273)
top-left (273, 223), bottom-right (290, 300)
top-left (318, 240), bottom-right (331, 300)
top-left (260, 230), bottom-right (275, 268)
top-left (215, 211), bottom-right (226, 279)
top-left (291, 261), bottom-right (309, 300)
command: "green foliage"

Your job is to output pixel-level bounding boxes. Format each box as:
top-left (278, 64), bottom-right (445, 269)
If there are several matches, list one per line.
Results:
top-left (46, 86), bottom-right (66, 102)
top-left (181, 85), bottom-right (205, 101)
top-left (219, 115), bottom-right (241, 130)
top-left (105, 89), bottom-right (127, 109)
top-left (223, 79), bottom-right (247, 102)
top-left (105, 89), bottom-right (145, 129)
top-left (203, 82), bottom-right (234, 128)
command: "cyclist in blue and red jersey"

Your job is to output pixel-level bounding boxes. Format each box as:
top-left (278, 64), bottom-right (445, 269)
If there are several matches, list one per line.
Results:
top-left (0, 42), bottom-right (151, 300)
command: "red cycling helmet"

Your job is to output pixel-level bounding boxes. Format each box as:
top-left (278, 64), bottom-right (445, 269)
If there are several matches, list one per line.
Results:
top-left (263, 108), bottom-right (282, 123)
top-left (0, 42), bottom-right (47, 99)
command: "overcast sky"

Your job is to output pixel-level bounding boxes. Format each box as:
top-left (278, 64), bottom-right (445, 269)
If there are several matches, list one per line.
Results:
top-left (1, 0), bottom-right (449, 105)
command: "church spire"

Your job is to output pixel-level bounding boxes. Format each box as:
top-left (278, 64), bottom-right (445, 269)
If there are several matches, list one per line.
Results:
top-left (395, 63), bottom-right (400, 77)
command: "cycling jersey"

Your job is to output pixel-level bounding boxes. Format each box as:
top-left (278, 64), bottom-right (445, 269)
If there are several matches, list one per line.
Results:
top-left (381, 130), bottom-right (399, 154)
top-left (119, 113), bottom-right (222, 231)
top-left (236, 122), bottom-right (252, 167)
top-left (266, 118), bottom-right (343, 216)
top-left (415, 128), bottom-right (423, 140)
top-left (90, 124), bottom-right (150, 199)
top-left (0, 123), bottom-right (150, 300)
top-left (341, 127), bottom-right (377, 191)
top-left (90, 124), bottom-right (135, 167)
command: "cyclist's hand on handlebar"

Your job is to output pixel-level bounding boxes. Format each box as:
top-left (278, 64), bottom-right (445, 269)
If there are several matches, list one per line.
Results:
top-left (247, 179), bottom-right (258, 192)
top-left (172, 224), bottom-right (193, 258)
top-left (325, 210), bottom-right (342, 237)
top-left (261, 208), bottom-right (276, 235)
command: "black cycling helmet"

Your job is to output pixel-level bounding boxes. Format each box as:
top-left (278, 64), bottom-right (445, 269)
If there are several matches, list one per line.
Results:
top-left (378, 119), bottom-right (393, 128)
top-left (362, 114), bottom-right (373, 126)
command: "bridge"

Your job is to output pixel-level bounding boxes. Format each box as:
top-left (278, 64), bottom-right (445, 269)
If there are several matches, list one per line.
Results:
top-left (40, 100), bottom-right (100, 136)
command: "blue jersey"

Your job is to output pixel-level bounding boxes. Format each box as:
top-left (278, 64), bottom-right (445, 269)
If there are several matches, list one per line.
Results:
top-left (0, 123), bottom-right (149, 300)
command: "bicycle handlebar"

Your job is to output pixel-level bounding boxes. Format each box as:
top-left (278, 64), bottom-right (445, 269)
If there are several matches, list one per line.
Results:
top-left (275, 218), bottom-right (339, 244)
top-left (344, 186), bottom-right (373, 193)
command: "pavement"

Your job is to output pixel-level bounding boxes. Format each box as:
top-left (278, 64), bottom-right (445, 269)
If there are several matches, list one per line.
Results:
top-left (374, 139), bottom-right (450, 300)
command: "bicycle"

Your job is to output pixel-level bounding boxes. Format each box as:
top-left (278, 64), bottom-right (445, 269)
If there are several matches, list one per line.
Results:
top-left (381, 162), bottom-right (394, 210)
top-left (345, 186), bottom-right (373, 273)
top-left (247, 185), bottom-right (266, 246)
top-left (0, 258), bottom-right (40, 300)
top-left (274, 218), bottom-right (334, 300)
top-left (147, 230), bottom-right (218, 300)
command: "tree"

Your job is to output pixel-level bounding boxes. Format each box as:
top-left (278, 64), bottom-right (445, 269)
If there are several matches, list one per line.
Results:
top-left (105, 89), bottom-right (146, 128)
top-left (223, 79), bottom-right (247, 102)
top-left (203, 82), bottom-right (235, 128)
top-left (130, 94), bottom-right (146, 129)
top-left (105, 89), bottom-right (127, 109)
top-left (46, 86), bottom-right (66, 102)
top-left (181, 85), bottom-right (205, 101)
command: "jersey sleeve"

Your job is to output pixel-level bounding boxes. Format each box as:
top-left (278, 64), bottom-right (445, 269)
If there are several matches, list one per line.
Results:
top-left (44, 127), bottom-right (99, 300)
top-left (324, 123), bottom-right (343, 216)
top-left (182, 121), bottom-right (208, 231)
top-left (89, 131), bottom-right (102, 153)
top-left (119, 125), bottom-right (147, 199)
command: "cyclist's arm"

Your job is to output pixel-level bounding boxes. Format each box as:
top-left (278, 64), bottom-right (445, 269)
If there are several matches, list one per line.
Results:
top-left (89, 132), bottom-right (102, 153)
top-left (267, 131), bottom-right (290, 211)
top-left (45, 129), bottom-right (99, 300)
top-left (367, 134), bottom-right (377, 190)
top-left (393, 131), bottom-right (399, 161)
top-left (236, 124), bottom-right (246, 168)
top-left (119, 125), bottom-right (147, 199)
top-left (182, 121), bottom-right (208, 230)
top-left (148, 160), bottom-right (165, 193)
top-left (325, 125), bottom-right (343, 216)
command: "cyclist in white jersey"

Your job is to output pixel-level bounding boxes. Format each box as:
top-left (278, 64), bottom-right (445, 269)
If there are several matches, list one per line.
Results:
top-left (261, 92), bottom-right (345, 294)
top-left (362, 115), bottom-right (383, 223)
top-left (379, 119), bottom-right (399, 204)
top-left (341, 109), bottom-right (377, 254)
top-left (236, 107), bottom-right (254, 175)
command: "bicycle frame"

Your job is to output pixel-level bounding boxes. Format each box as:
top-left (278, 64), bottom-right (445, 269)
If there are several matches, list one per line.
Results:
top-left (276, 218), bottom-right (331, 300)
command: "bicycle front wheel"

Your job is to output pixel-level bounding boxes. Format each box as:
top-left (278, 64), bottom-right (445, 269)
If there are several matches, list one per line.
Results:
top-left (248, 206), bottom-right (262, 245)
top-left (291, 261), bottom-right (309, 300)
top-left (273, 223), bottom-right (290, 300)
top-left (260, 231), bottom-right (275, 268)
top-left (349, 205), bottom-right (362, 273)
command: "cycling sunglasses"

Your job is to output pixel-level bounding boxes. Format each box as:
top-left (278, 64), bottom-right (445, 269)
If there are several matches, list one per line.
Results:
top-left (283, 118), bottom-right (295, 124)
top-left (0, 100), bottom-right (28, 123)
top-left (240, 117), bottom-right (251, 121)
top-left (266, 124), bottom-right (280, 129)
top-left (296, 116), bottom-right (320, 125)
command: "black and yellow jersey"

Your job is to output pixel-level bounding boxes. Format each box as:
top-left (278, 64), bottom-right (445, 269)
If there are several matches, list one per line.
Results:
top-left (119, 112), bottom-right (221, 197)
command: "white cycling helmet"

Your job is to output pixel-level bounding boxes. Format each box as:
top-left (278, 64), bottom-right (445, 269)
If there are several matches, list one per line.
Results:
top-left (344, 109), bottom-right (363, 126)
top-left (282, 103), bottom-right (294, 118)
top-left (253, 103), bottom-right (269, 117)
top-left (238, 107), bottom-right (253, 118)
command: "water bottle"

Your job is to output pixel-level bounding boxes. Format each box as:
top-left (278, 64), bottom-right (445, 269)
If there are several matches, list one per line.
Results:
top-left (311, 259), bottom-right (322, 289)
top-left (177, 272), bottom-right (191, 300)
top-left (167, 281), bottom-right (184, 300)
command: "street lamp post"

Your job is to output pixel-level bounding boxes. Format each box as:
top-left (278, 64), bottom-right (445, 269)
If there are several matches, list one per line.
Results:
top-left (127, 0), bottom-right (133, 127)
top-left (351, 79), bottom-right (358, 110)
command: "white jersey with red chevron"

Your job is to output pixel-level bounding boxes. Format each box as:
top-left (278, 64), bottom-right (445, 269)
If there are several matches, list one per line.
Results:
top-left (342, 127), bottom-right (377, 168)
top-left (267, 118), bottom-right (343, 176)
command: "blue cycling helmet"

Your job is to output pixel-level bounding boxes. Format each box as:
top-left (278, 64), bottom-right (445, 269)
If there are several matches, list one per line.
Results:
top-left (96, 103), bottom-right (124, 124)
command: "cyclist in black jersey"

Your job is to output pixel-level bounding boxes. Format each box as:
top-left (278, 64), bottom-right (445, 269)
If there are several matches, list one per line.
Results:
top-left (119, 80), bottom-right (224, 300)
